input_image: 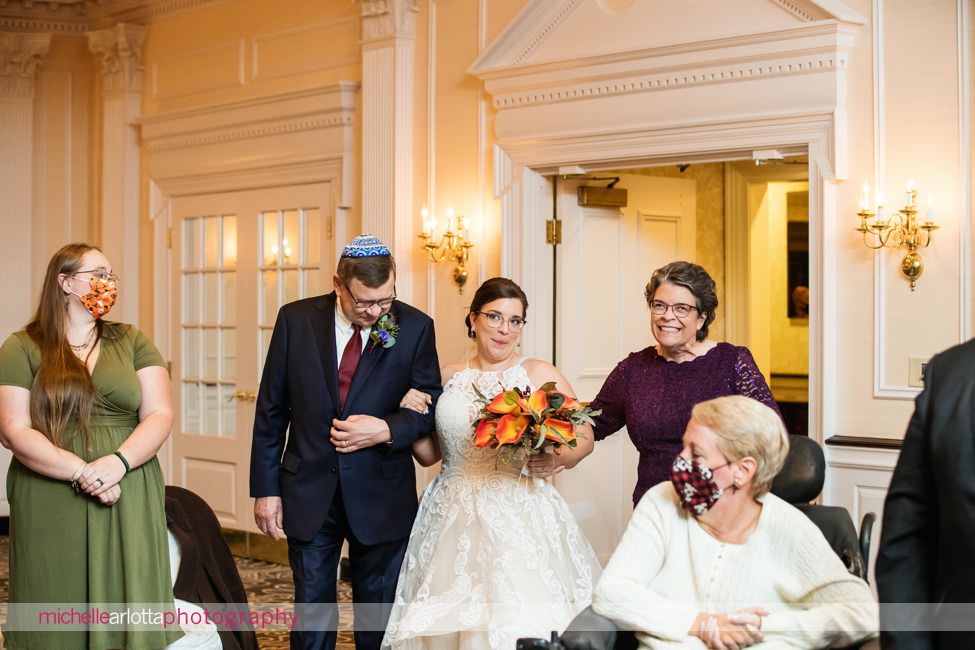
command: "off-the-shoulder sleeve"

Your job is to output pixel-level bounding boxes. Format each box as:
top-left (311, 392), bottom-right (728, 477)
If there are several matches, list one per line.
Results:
top-left (732, 346), bottom-right (782, 417)
top-left (589, 356), bottom-right (632, 441)
top-left (131, 327), bottom-right (166, 371)
top-left (0, 333), bottom-right (35, 390)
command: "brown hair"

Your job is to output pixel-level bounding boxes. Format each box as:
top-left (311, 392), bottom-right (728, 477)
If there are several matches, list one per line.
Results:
top-left (25, 243), bottom-right (103, 449)
top-left (336, 255), bottom-right (396, 289)
top-left (645, 261), bottom-right (718, 342)
top-left (466, 277), bottom-right (529, 337)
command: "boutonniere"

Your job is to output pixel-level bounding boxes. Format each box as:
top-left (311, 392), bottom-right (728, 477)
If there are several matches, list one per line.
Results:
top-left (369, 313), bottom-right (400, 352)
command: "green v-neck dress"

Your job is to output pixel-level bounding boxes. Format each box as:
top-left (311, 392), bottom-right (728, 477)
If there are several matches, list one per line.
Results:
top-left (0, 324), bottom-right (183, 649)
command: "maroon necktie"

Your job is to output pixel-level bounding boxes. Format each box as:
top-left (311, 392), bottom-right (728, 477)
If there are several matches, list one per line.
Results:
top-left (338, 325), bottom-right (362, 409)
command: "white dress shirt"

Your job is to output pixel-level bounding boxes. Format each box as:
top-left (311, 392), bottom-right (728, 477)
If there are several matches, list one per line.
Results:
top-left (335, 301), bottom-right (369, 363)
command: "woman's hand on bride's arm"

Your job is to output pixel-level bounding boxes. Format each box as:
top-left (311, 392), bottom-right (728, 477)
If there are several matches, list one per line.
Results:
top-left (400, 388), bottom-right (432, 414)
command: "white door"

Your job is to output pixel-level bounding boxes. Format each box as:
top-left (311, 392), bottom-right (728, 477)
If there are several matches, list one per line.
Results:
top-left (171, 183), bottom-right (333, 531)
top-left (552, 173), bottom-right (696, 563)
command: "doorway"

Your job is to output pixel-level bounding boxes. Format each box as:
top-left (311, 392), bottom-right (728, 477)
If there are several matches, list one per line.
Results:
top-left (545, 157), bottom-right (810, 562)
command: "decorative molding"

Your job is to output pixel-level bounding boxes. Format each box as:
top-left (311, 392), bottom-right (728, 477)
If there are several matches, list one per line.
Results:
top-left (356, 0), bottom-right (418, 43)
top-left (491, 52), bottom-right (845, 110)
top-left (86, 23), bottom-right (145, 93)
top-left (147, 114), bottom-right (353, 152)
top-left (511, 0), bottom-right (582, 65)
top-left (773, 0), bottom-right (822, 22)
top-left (0, 31), bottom-right (52, 97)
top-left (0, 17), bottom-right (87, 33)
top-left (89, 0), bottom-right (223, 28)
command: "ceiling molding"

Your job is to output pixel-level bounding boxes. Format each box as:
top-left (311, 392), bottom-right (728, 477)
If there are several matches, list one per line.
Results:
top-left (0, 0), bottom-right (224, 32)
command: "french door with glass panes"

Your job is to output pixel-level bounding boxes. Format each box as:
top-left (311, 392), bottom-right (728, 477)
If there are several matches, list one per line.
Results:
top-left (171, 183), bottom-right (332, 531)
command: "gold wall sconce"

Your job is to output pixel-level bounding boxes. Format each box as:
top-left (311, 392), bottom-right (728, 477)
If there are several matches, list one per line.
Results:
top-left (856, 182), bottom-right (938, 291)
top-left (265, 238), bottom-right (293, 266)
top-left (418, 205), bottom-right (474, 293)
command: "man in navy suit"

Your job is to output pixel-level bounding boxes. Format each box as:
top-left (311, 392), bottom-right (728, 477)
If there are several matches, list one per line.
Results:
top-left (250, 234), bottom-right (441, 650)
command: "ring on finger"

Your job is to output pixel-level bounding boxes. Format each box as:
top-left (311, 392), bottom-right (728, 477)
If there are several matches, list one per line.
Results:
top-left (95, 478), bottom-right (104, 487)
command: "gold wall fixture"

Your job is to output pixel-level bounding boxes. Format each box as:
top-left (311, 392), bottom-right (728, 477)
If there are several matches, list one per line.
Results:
top-left (418, 205), bottom-right (474, 293)
top-left (856, 183), bottom-right (938, 291)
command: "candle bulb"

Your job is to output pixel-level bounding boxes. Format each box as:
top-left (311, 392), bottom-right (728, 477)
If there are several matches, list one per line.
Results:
top-left (446, 207), bottom-right (455, 233)
top-left (906, 180), bottom-right (915, 208)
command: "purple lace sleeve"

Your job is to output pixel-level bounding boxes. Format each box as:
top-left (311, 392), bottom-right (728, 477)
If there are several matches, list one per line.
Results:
top-left (589, 359), bottom-right (629, 441)
top-left (733, 346), bottom-right (783, 417)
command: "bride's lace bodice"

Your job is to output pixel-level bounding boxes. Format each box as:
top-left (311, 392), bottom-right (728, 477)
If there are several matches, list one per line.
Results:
top-left (435, 362), bottom-right (534, 478)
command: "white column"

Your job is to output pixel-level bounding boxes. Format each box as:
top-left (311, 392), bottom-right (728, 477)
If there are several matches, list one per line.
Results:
top-left (0, 31), bottom-right (52, 516)
top-left (87, 23), bottom-right (145, 325)
top-left (357, 0), bottom-right (417, 299)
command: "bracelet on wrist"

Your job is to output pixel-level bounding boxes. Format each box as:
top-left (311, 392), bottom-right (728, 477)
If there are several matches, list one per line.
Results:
top-left (113, 450), bottom-right (131, 474)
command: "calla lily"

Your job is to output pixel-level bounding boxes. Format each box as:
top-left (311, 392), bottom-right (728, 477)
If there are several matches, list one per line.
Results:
top-left (487, 390), bottom-right (525, 415)
top-left (474, 419), bottom-right (497, 448)
top-left (561, 396), bottom-right (583, 410)
top-left (528, 389), bottom-right (550, 416)
top-left (543, 417), bottom-right (575, 444)
top-left (495, 414), bottom-right (530, 445)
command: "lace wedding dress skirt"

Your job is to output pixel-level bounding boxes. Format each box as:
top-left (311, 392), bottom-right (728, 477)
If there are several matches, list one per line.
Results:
top-left (383, 362), bottom-right (601, 649)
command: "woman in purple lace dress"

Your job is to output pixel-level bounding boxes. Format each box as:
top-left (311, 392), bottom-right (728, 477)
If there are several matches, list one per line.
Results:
top-left (590, 261), bottom-right (782, 505)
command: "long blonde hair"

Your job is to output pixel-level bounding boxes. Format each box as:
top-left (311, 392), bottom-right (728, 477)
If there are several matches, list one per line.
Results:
top-left (25, 243), bottom-right (104, 449)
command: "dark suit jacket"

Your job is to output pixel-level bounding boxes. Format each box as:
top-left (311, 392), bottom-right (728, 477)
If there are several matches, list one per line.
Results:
top-left (249, 293), bottom-right (441, 544)
top-left (876, 339), bottom-right (975, 649)
top-left (166, 485), bottom-right (259, 650)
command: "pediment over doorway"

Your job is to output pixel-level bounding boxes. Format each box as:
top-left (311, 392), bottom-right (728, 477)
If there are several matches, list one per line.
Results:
top-left (471, 0), bottom-right (865, 76)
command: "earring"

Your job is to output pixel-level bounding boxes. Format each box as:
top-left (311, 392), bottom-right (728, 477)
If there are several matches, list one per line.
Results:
top-left (469, 331), bottom-right (476, 339)
top-left (516, 341), bottom-right (521, 349)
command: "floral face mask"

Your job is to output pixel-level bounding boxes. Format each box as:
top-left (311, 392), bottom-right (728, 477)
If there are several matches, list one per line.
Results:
top-left (670, 455), bottom-right (734, 516)
top-left (71, 275), bottom-right (118, 319)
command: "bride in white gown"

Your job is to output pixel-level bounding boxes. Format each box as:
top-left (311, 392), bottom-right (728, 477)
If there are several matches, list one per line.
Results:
top-left (382, 278), bottom-right (601, 650)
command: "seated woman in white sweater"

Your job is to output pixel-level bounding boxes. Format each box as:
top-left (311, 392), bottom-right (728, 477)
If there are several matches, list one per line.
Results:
top-left (593, 396), bottom-right (878, 650)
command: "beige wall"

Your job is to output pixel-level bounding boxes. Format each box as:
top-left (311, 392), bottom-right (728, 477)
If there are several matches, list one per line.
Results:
top-left (29, 33), bottom-right (95, 307)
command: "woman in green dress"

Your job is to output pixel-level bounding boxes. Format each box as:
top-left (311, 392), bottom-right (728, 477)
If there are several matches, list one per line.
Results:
top-left (0, 243), bottom-right (183, 649)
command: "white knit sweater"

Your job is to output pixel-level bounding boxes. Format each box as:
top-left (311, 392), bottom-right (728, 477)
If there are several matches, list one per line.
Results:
top-left (593, 483), bottom-right (878, 649)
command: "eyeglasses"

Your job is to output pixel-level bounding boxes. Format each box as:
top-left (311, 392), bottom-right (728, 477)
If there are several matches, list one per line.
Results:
top-left (74, 269), bottom-right (119, 284)
top-left (649, 300), bottom-right (697, 318)
top-left (475, 311), bottom-right (527, 332)
top-left (345, 285), bottom-right (396, 310)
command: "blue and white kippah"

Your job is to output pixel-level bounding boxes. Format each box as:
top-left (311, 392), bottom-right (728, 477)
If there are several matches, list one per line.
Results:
top-left (341, 234), bottom-right (391, 258)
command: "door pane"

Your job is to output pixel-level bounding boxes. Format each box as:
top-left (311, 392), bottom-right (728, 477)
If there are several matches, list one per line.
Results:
top-left (262, 212), bottom-right (279, 266)
top-left (183, 274), bottom-right (200, 324)
top-left (183, 328), bottom-right (200, 378)
top-left (221, 272), bottom-right (236, 324)
top-left (261, 271), bottom-right (279, 326)
top-left (204, 329), bottom-right (218, 378)
top-left (222, 216), bottom-right (238, 268)
top-left (204, 216), bottom-right (219, 268)
top-left (203, 273), bottom-right (218, 324)
top-left (305, 209), bottom-right (321, 265)
top-left (221, 328), bottom-right (237, 381)
top-left (183, 219), bottom-right (200, 269)
top-left (182, 383), bottom-right (200, 433)
top-left (283, 210), bottom-right (299, 265)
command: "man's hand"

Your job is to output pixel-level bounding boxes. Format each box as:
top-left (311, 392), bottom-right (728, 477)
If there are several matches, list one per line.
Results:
top-left (255, 496), bottom-right (285, 541)
top-left (331, 415), bottom-right (391, 453)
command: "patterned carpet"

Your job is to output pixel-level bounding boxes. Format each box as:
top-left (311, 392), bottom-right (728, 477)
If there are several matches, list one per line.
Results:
top-left (0, 535), bottom-right (356, 650)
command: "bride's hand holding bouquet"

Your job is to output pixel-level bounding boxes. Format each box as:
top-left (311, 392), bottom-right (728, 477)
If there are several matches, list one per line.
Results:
top-left (471, 381), bottom-right (600, 477)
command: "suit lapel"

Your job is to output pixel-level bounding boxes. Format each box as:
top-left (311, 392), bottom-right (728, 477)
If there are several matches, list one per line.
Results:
top-left (311, 293), bottom-right (340, 411)
top-left (341, 304), bottom-right (396, 417)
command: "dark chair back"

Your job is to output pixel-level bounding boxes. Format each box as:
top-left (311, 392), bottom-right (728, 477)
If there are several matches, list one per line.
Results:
top-left (770, 435), bottom-right (873, 582)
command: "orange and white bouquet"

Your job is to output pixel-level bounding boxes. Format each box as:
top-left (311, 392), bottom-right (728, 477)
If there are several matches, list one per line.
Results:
top-left (471, 382), bottom-right (600, 451)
